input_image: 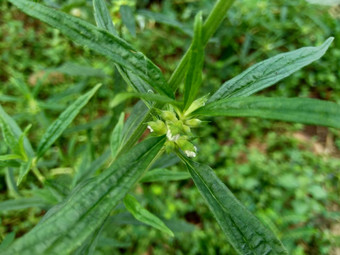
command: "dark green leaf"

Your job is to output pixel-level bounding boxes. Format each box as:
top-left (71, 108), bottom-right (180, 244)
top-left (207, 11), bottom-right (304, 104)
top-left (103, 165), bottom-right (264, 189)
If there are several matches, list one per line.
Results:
top-left (209, 37), bottom-right (334, 102)
top-left (9, 0), bottom-right (173, 98)
top-left (194, 96), bottom-right (340, 129)
top-left (120, 5), bottom-right (136, 37)
top-left (0, 232), bottom-right (15, 251)
top-left (93, 0), bottom-right (117, 35)
top-left (37, 84), bottom-right (101, 158)
top-left (183, 12), bottom-right (204, 110)
top-left (179, 155), bottom-right (288, 255)
top-left (2, 137), bottom-right (165, 255)
top-left (124, 194), bottom-right (174, 236)
top-left (140, 168), bottom-right (190, 183)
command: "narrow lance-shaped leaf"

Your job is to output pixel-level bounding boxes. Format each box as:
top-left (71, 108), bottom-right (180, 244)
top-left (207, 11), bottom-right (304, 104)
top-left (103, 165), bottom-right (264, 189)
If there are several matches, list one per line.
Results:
top-left (140, 168), bottom-right (190, 183)
top-left (120, 5), bottom-right (136, 37)
top-left (9, 0), bottom-right (173, 98)
top-left (0, 105), bottom-right (34, 158)
top-left (179, 155), bottom-right (288, 255)
top-left (124, 194), bottom-right (174, 236)
top-left (183, 12), bottom-right (204, 110)
top-left (2, 137), bottom-right (165, 255)
top-left (93, 0), bottom-right (117, 36)
top-left (92, 0), bottom-right (156, 106)
top-left (37, 84), bottom-right (101, 158)
top-left (110, 112), bottom-right (125, 159)
top-left (209, 37), bottom-right (334, 102)
top-left (17, 158), bottom-right (33, 186)
top-left (194, 96), bottom-right (340, 129)
top-left (168, 0), bottom-right (235, 90)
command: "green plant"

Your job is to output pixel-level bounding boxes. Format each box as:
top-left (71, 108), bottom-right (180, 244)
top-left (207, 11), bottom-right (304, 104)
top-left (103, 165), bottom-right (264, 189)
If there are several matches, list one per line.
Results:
top-left (1, 0), bottom-right (339, 254)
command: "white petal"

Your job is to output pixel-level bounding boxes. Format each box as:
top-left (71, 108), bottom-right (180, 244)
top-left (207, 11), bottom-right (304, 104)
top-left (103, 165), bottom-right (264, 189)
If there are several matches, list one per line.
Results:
top-left (185, 150), bottom-right (196, 158)
top-left (147, 125), bottom-right (154, 132)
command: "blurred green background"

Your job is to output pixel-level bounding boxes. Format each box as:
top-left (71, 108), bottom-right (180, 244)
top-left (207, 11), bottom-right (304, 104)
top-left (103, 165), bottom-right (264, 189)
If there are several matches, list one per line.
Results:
top-left (1, 0), bottom-right (340, 254)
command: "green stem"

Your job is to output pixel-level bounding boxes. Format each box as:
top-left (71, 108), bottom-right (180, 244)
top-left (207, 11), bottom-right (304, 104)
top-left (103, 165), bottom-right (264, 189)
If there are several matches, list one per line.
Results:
top-left (168, 0), bottom-right (235, 90)
top-left (32, 157), bottom-right (45, 184)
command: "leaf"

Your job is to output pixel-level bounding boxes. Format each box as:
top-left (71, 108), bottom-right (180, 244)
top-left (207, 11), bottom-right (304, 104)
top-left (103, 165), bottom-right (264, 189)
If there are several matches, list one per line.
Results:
top-left (36, 84), bottom-right (101, 158)
top-left (2, 137), bottom-right (165, 255)
top-left (109, 92), bottom-right (179, 109)
top-left (168, 0), bottom-right (235, 90)
top-left (0, 197), bottom-right (50, 212)
top-left (140, 168), bottom-right (190, 183)
top-left (0, 232), bottom-right (15, 252)
top-left (9, 0), bottom-right (173, 98)
top-left (120, 5), bottom-right (136, 37)
top-left (138, 9), bottom-right (193, 37)
top-left (194, 96), bottom-right (340, 129)
top-left (0, 106), bottom-right (34, 158)
top-left (124, 194), bottom-right (174, 237)
top-left (17, 158), bottom-right (33, 186)
top-left (179, 155), bottom-right (288, 255)
top-left (0, 154), bottom-right (21, 161)
top-left (209, 37), bottom-right (334, 102)
top-left (183, 12), bottom-right (204, 110)
top-left (110, 112), bottom-right (125, 159)
top-left (49, 62), bottom-right (107, 77)
top-left (93, 0), bottom-right (117, 36)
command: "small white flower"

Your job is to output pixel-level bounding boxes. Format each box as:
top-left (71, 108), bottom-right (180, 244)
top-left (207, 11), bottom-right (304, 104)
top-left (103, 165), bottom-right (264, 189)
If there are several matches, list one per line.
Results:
top-left (185, 150), bottom-right (196, 158)
top-left (147, 125), bottom-right (154, 132)
top-left (166, 129), bottom-right (180, 142)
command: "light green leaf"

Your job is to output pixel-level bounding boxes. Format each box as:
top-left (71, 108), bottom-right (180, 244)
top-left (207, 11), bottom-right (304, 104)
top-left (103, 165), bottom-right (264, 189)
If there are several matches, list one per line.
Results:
top-left (124, 194), bottom-right (174, 237)
top-left (179, 155), bottom-right (287, 255)
top-left (120, 5), bottom-right (136, 37)
top-left (93, 0), bottom-right (117, 36)
top-left (194, 96), bottom-right (340, 129)
top-left (183, 12), bottom-right (204, 110)
top-left (209, 37), bottom-right (334, 102)
top-left (49, 62), bottom-right (107, 77)
top-left (110, 112), bottom-right (125, 159)
top-left (17, 158), bottom-right (33, 186)
top-left (138, 10), bottom-right (193, 37)
top-left (2, 137), bottom-right (164, 255)
top-left (37, 84), bottom-right (101, 158)
top-left (109, 92), bottom-right (179, 109)
top-left (0, 154), bottom-right (21, 161)
top-left (140, 168), bottom-right (190, 183)
top-left (9, 0), bottom-right (173, 98)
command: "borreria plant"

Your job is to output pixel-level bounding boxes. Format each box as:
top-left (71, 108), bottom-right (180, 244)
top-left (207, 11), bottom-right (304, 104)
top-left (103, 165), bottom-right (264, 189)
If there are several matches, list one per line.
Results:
top-left (1, 0), bottom-right (339, 254)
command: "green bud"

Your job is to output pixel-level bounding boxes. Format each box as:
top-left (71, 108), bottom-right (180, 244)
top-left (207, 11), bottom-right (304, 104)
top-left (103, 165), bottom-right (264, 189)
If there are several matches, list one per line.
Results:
top-left (161, 110), bottom-right (178, 122)
top-left (147, 120), bottom-right (167, 135)
top-left (176, 138), bottom-right (197, 158)
top-left (184, 95), bottom-right (208, 116)
top-left (185, 118), bottom-right (201, 127)
top-left (164, 140), bottom-right (175, 153)
top-left (167, 123), bottom-right (181, 141)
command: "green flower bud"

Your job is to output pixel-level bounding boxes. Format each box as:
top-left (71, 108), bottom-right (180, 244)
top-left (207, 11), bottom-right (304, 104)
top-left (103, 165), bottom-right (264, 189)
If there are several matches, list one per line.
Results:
top-left (161, 110), bottom-right (178, 122)
top-left (176, 138), bottom-right (197, 158)
top-left (147, 120), bottom-right (167, 135)
top-left (185, 118), bottom-right (202, 127)
top-left (184, 95), bottom-right (208, 116)
top-left (167, 123), bottom-right (181, 141)
top-left (164, 140), bottom-right (175, 153)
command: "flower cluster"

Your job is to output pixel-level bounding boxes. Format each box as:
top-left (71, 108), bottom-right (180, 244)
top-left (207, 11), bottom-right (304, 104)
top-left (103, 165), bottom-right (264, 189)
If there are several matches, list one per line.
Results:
top-left (147, 97), bottom-right (207, 157)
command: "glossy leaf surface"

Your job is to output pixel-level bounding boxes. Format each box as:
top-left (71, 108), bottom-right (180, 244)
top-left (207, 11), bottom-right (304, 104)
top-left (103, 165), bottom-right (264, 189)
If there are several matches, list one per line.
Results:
top-left (194, 96), bottom-right (340, 129)
top-left (180, 155), bottom-right (287, 255)
top-left (209, 37), bottom-right (333, 102)
top-left (3, 137), bottom-right (165, 255)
